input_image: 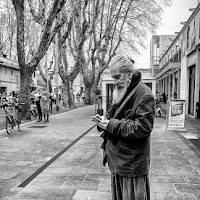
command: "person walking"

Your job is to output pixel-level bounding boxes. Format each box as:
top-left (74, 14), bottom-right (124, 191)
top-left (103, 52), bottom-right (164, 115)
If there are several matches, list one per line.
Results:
top-left (40, 91), bottom-right (50, 122)
top-left (35, 95), bottom-right (42, 122)
top-left (92, 55), bottom-right (155, 200)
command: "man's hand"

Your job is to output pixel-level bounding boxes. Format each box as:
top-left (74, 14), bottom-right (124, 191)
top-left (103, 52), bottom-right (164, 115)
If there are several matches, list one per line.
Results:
top-left (91, 114), bottom-right (109, 130)
top-left (96, 118), bottom-right (109, 130)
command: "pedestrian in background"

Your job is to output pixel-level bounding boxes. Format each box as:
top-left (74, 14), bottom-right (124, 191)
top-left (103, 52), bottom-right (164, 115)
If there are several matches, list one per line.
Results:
top-left (92, 55), bottom-right (155, 200)
top-left (76, 93), bottom-right (80, 103)
top-left (49, 93), bottom-right (53, 113)
top-left (81, 92), bottom-right (85, 104)
top-left (40, 91), bottom-right (50, 122)
top-left (173, 92), bottom-right (177, 99)
top-left (162, 92), bottom-right (167, 103)
top-left (35, 96), bottom-right (42, 122)
top-left (30, 99), bottom-right (37, 120)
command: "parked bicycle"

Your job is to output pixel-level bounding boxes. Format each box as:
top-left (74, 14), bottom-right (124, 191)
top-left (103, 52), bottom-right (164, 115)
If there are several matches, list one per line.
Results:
top-left (155, 102), bottom-right (166, 118)
top-left (0, 102), bottom-right (23, 134)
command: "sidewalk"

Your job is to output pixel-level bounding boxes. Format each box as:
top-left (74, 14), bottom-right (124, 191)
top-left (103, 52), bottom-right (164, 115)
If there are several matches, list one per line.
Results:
top-left (0, 105), bottom-right (200, 200)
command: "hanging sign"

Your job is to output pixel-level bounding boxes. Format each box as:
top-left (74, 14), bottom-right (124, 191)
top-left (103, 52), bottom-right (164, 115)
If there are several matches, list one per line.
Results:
top-left (166, 100), bottom-right (186, 131)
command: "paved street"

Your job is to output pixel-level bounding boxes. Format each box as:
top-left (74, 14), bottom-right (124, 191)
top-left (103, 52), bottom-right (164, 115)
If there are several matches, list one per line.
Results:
top-left (0, 105), bottom-right (200, 200)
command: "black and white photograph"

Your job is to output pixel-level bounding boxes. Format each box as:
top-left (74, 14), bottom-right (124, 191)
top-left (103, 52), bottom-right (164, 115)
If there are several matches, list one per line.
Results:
top-left (0, 0), bottom-right (200, 200)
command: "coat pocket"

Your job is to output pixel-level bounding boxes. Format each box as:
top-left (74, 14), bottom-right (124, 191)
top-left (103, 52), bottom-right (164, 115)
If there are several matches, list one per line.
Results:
top-left (116, 141), bottom-right (138, 155)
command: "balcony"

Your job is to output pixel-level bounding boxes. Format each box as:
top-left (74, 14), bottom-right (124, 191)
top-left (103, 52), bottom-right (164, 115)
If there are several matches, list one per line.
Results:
top-left (155, 61), bottom-right (181, 80)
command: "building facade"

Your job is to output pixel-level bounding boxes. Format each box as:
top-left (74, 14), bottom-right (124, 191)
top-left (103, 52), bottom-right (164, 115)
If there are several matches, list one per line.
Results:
top-left (155, 2), bottom-right (200, 118)
top-left (150, 35), bottom-right (176, 76)
top-left (0, 56), bottom-right (20, 94)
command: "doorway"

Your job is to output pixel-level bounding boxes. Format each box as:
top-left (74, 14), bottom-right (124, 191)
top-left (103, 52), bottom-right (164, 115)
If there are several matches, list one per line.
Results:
top-left (188, 65), bottom-right (195, 116)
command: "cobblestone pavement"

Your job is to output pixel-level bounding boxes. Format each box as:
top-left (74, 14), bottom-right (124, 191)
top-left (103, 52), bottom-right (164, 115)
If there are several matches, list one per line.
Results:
top-left (0, 105), bottom-right (200, 200)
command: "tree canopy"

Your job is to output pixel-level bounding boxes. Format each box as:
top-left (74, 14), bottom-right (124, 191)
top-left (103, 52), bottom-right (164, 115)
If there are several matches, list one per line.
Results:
top-left (0, 0), bottom-right (172, 107)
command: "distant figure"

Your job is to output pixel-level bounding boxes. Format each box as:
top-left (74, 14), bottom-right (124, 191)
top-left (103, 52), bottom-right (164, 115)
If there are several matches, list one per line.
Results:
top-left (81, 92), bottom-right (86, 104)
top-left (162, 92), bottom-right (167, 103)
top-left (36, 96), bottom-right (42, 122)
top-left (40, 91), bottom-right (50, 122)
top-left (49, 93), bottom-right (53, 113)
top-left (173, 92), bottom-right (177, 99)
top-left (76, 93), bottom-right (80, 103)
top-left (30, 100), bottom-right (37, 119)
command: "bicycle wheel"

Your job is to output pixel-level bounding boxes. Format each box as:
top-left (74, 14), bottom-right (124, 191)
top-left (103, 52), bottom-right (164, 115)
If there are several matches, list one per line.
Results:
top-left (6, 117), bottom-right (12, 134)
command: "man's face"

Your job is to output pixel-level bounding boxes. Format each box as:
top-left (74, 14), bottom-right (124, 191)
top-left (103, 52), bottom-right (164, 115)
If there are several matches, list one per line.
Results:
top-left (111, 69), bottom-right (129, 89)
top-left (111, 69), bottom-right (131, 104)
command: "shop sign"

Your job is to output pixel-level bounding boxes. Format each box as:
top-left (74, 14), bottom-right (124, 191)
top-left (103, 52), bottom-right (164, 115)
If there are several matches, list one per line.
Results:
top-left (166, 100), bottom-right (186, 131)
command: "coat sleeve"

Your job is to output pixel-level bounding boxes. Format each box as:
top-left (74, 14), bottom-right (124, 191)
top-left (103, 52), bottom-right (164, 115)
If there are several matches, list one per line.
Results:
top-left (106, 95), bottom-right (155, 139)
top-left (96, 104), bottom-right (117, 132)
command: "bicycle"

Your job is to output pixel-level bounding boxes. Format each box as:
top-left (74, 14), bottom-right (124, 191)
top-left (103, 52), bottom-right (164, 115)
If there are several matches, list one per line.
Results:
top-left (155, 102), bottom-right (166, 118)
top-left (0, 103), bottom-right (22, 134)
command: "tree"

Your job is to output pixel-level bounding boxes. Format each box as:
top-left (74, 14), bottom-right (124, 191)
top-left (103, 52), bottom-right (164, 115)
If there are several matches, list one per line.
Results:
top-left (58, 0), bottom-right (90, 108)
top-left (28, 0), bottom-right (76, 109)
top-left (11, 0), bottom-right (69, 118)
top-left (76, 0), bottom-right (172, 104)
top-left (0, 1), bottom-right (16, 59)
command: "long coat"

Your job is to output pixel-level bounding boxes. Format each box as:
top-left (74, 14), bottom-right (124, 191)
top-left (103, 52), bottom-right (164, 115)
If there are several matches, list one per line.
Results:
top-left (101, 76), bottom-right (155, 177)
top-left (40, 95), bottom-right (50, 114)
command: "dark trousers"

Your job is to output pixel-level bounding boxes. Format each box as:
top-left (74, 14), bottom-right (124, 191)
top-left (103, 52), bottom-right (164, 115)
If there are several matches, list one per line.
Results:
top-left (38, 109), bottom-right (42, 121)
top-left (111, 173), bottom-right (150, 200)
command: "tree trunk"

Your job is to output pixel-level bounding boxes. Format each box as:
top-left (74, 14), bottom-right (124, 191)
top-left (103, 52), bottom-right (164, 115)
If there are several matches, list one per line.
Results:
top-left (62, 80), bottom-right (75, 109)
top-left (84, 85), bottom-right (92, 105)
top-left (19, 65), bottom-right (32, 120)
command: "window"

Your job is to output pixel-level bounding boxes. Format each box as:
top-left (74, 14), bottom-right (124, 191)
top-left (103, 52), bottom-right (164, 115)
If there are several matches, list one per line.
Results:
top-left (5, 68), bottom-right (7, 74)
top-left (11, 70), bottom-right (13, 75)
top-left (16, 75), bottom-right (19, 83)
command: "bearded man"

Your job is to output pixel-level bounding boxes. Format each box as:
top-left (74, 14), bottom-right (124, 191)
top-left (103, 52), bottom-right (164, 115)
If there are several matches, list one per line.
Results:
top-left (94, 55), bottom-right (155, 200)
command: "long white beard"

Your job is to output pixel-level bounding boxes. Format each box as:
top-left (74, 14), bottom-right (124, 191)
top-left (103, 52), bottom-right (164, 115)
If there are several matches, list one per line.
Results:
top-left (112, 84), bottom-right (128, 104)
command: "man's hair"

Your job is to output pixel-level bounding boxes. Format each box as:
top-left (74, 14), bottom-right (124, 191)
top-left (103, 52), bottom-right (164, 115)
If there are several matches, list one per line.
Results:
top-left (109, 55), bottom-right (136, 74)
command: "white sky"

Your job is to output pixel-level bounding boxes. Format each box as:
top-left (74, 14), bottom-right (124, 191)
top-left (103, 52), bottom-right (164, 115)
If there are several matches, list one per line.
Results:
top-left (134, 0), bottom-right (198, 69)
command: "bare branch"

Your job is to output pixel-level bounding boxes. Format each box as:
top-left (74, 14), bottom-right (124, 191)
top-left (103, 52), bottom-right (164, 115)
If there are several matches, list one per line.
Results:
top-left (27, 0), bottom-right (44, 25)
